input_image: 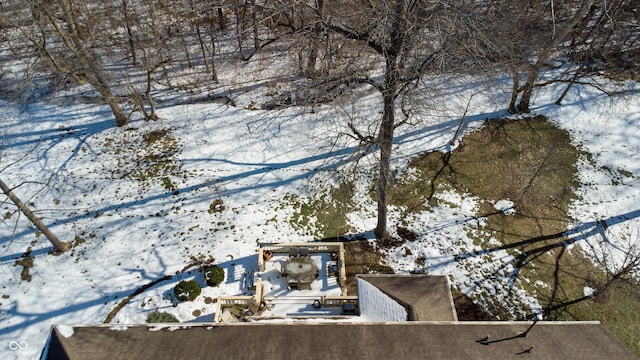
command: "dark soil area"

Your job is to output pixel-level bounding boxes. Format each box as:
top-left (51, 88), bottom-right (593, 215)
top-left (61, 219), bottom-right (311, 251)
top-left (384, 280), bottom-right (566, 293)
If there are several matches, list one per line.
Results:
top-left (451, 288), bottom-right (495, 321)
top-left (342, 239), bottom-right (495, 321)
top-left (343, 240), bottom-right (393, 295)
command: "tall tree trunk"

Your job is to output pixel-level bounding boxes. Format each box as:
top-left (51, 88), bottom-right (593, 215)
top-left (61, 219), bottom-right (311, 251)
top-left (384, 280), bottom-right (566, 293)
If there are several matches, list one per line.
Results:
top-left (210, 14), bottom-right (218, 82)
top-left (188, 0), bottom-right (205, 70)
top-left (251, 0), bottom-right (260, 50)
top-left (195, 22), bottom-right (210, 73)
top-left (122, 0), bottom-right (137, 66)
top-left (106, 94), bottom-right (129, 127)
top-left (235, 4), bottom-right (247, 60)
top-left (306, 0), bottom-right (325, 77)
top-left (517, 62), bottom-right (544, 113)
top-left (217, 7), bottom-right (226, 31)
top-left (142, 0), bottom-right (172, 89)
top-left (374, 2), bottom-right (405, 240)
top-left (0, 179), bottom-right (70, 253)
top-left (508, 69), bottom-right (520, 114)
top-left (180, 31), bottom-right (192, 68)
top-left (516, 0), bottom-right (595, 112)
top-left (374, 55), bottom-right (399, 240)
top-left (145, 70), bottom-right (158, 120)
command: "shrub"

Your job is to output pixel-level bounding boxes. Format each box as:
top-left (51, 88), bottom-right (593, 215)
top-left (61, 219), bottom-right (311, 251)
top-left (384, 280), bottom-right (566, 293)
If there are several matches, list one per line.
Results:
top-left (174, 279), bottom-right (201, 302)
top-left (204, 265), bottom-right (225, 287)
top-left (146, 311), bottom-right (179, 323)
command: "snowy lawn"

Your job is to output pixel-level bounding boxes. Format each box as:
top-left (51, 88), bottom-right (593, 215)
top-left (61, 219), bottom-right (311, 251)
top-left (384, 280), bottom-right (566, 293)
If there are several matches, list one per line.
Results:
top-left (1, 75), bottom-right (639, 358)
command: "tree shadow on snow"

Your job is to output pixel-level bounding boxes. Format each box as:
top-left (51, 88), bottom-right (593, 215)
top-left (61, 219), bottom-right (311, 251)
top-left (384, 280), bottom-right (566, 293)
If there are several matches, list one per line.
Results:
top-left (444, 209), bottom-right (640, 318)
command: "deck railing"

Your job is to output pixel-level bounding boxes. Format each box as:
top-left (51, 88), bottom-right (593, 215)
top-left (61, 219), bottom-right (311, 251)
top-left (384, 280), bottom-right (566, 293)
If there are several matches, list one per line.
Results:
top-left (214, 296), bottom-right (257, 323)
top-left (257, 242), bottom-right (347, 293)
top-left (323, 295), bottom-right (358, 307)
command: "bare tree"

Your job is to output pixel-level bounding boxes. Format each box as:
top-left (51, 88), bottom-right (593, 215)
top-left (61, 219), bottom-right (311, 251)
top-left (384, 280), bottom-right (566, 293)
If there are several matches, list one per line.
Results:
top-left (516, 0), bottom-right (594, 113)
top-left (26, 0), bottom-right (130, 126)
top-left (495, 0), bottom-right (638, 113)
top-left (299, 0), bottom-right (326, 78)
top-left (556, 0), bottom-right (640, 105)
top-left (258, 1), bottom-right (498, 239)
top-left (189, 0), bottom-right (220, 82)
top-left (301, 1), bottom-right (469, 239)
top-left (121, 0), bottom-right (138, 66)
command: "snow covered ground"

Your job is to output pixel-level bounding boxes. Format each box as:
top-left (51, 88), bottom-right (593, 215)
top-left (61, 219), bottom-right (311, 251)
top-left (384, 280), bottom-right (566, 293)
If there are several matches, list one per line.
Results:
top-left (1, 73), bottom-right (639, 359)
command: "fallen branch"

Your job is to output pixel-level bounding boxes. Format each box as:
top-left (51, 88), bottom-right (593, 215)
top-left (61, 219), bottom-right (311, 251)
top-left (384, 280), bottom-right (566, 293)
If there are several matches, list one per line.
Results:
top-left (0, 178), bottom-right (70, 253)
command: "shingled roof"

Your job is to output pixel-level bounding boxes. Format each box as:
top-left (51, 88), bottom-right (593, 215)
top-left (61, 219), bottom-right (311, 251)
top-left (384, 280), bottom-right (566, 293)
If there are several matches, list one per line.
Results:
top-left (43, 322), bottom-right (639, 360)
top-left (357, 274), bottom-right (457, 321)
top-left (41, 274), bottom-right (639, 359)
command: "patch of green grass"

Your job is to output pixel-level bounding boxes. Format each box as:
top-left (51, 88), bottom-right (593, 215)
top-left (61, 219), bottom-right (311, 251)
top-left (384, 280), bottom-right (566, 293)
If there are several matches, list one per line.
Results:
top-left (387, 116), bottom-right (639, 353)
top-left (528, 248), bottom-right (640, 355)
top-left (392, 116), bottom-right (581, 251)
top-left (14, 247), bottom-right (34, 282)
top-left (569, 280), bottom-right (640, 355)
top-left (109, 128), bottom-right (184, 194)
top-left (288, 181), bottom-right (354, 239)
top-left (617, 168), bottom-right (634, 178)
top-left (600, 165), bottom-right (635, 185)
top-left (73, 236), bottom-right (86, 247)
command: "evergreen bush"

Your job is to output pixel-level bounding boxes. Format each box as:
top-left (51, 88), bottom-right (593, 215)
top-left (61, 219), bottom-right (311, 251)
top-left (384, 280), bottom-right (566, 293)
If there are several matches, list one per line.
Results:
top-left (204, 265), bottom-right (225, 287)
top-left (174, 279), bottom-right (201, 301)
top-left (146, 311), bottom-right (179, 323)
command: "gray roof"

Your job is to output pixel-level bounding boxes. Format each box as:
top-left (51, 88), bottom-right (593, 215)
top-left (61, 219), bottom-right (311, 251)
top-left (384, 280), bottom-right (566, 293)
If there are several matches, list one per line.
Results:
top-left (43, 322), bottom-right (638, 360)
top-left (357, 274), bottom-right (457, 321)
